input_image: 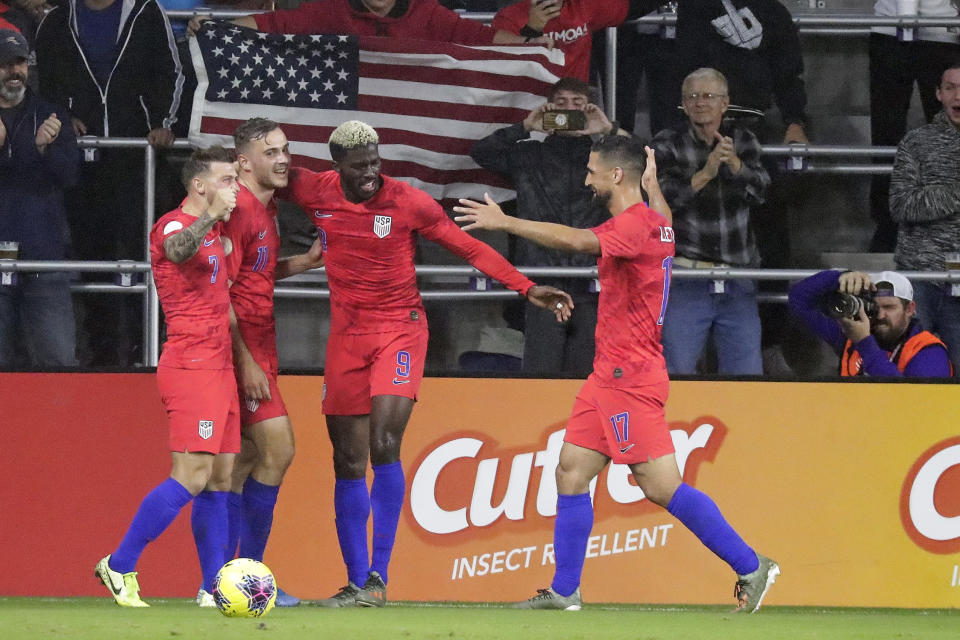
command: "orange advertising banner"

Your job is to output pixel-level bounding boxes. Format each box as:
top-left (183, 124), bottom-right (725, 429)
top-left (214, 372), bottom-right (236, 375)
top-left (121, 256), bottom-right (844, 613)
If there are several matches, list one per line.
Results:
top-left (2, 374), bottom-right (959, 607)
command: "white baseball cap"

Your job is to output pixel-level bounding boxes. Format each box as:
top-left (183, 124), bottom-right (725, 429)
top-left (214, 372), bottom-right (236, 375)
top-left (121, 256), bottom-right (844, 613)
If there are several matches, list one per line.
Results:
top-left (870, 271), bottom-right (913, 302)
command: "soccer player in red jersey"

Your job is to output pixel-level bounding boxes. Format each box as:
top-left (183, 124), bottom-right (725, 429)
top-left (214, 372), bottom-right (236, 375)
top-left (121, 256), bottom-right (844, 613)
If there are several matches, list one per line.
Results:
top-left (211, 118), bottom-right (324, 608)
top-left (95, 147), bottom-right (240, 607)
top-left (454, 135), bottom-right (780, 613)
top-left (281, 120), bottom-right (573, 607)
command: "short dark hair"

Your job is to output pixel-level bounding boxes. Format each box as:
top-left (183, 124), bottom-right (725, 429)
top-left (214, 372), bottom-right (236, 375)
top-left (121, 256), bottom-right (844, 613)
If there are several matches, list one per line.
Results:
top-left (233, 117), bottom-right (282, 153)
top-left (181, 145), bottom-right (235, 189)
top-left (590, 135), bottom-right (646, 176)
top-left (549, 77), bottom-right (595, 103)
top-left (942, 57), bottom-right (960, 82)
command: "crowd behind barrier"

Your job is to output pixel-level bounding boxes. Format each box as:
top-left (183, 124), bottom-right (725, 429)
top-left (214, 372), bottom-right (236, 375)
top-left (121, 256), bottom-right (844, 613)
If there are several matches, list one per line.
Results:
top-left (3, 4), bottom-right (960, 375)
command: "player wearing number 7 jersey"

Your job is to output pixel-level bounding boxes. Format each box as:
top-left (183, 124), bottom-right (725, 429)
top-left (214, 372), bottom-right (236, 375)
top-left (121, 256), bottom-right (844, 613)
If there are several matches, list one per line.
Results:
top-left (281, 120), bottom-right (574, 608)
top-left (95, 147), bottom-right (241, 607)
top-left (454, 135), bottom-right (780, 613)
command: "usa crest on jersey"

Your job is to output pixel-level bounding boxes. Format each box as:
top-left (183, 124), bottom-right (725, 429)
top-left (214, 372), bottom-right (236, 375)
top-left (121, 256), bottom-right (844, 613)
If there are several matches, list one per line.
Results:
top-left (373, 215), bottom-right (392, 238)
top-left (198, 419), bottom-right (214, 440)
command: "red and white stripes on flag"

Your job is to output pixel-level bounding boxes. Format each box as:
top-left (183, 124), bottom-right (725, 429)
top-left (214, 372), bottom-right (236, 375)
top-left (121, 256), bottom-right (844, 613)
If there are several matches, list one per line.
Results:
top-left (188, 24), bottom-right (565, 206)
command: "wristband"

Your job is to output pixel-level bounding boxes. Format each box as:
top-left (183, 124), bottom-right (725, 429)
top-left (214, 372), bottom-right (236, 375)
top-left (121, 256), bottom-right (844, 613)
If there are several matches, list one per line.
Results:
top-left (607, 121), bottom-right (619, 136)
top-left (520, 25), bottom-right (543, 38)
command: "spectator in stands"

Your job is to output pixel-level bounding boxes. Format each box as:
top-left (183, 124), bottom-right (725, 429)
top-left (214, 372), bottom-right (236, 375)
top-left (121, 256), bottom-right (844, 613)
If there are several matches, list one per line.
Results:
top-left (36, 0), bottom-right (182, 366)
top-left (868, 0), bottom-right (960, 252)
top-left (673, 1), bottom-right (809, 374)
top-left (471, 77), bottom-right (624, 376)
top-left (652, 67), bottom-right (769, 375)
top-left (0, 0), bottom-right (43, 91)
top-left (0, 28), bottom-right (79, 368)
top-left (788, 269), bottom-right (952, 377)
top-left (889, 60), bottom-right (960, 369)
top-left (189, 0), bottom-right (551, 46)
top-left (673, 0), bottom-right (808, 144)
top-left (1, 1), bottom-right (42, 39)
top-left (491, 1), bottom-right (657, 82)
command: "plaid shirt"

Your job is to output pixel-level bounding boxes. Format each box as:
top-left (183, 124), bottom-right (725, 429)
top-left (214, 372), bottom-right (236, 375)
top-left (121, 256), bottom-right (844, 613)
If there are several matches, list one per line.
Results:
top-left (652, 123), bottom-right (770, 266)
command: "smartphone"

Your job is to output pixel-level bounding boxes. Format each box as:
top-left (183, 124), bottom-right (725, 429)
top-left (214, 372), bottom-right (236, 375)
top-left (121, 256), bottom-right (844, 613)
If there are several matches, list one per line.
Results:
top-left (542, 109), bottom-right (587, 131)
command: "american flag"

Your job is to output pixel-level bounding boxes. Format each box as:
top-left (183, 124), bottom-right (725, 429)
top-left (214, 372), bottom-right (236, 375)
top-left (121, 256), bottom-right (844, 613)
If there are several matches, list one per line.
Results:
top-left (188, 23), bottom-right (565, 206)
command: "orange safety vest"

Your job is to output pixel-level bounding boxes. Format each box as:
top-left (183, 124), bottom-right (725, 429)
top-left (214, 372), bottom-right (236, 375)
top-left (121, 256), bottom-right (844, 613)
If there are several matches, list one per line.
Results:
top-left (841, 330), bottom-right (951, 376)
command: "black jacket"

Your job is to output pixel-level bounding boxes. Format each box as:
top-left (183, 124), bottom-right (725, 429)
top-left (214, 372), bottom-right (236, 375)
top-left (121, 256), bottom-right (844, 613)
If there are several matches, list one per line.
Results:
top-left (35, 0), bottom-right (182, 137)
top-left (677, 0), bottom-right (807, 126)
top-left (0, 88), bottom-right (80, 260)
top-left (470, 123), bottom-right (607, 297)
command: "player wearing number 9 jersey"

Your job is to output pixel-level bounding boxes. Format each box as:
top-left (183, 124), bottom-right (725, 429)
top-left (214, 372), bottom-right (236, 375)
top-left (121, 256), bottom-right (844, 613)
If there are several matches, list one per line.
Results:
top-left (95, 147), bottom-right (243, 608)
top-left (454, 135), bottom-right (780, 613)
top-left (280, 120), bottom-right (574, 607)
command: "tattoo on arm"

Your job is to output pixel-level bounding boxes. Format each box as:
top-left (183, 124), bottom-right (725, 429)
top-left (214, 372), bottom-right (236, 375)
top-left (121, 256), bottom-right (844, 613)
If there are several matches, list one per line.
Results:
top-left (163, 213), bottom-right (217, 263)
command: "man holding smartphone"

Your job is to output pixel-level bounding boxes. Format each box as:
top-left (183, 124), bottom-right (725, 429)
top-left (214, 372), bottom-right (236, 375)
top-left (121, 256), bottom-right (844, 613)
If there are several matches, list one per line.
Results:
top-left (470, 77), bottom-right (627, 376)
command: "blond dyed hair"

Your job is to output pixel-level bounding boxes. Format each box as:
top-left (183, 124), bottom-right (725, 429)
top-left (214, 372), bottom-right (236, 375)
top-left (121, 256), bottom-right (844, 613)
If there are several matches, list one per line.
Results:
top-left (329, 120), bottom-right (379, 161)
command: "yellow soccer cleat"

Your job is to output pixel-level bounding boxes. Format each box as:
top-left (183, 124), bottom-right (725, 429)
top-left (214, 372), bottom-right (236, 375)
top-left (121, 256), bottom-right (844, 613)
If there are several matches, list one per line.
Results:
top-left (94, 555), bottom-right (150, 608)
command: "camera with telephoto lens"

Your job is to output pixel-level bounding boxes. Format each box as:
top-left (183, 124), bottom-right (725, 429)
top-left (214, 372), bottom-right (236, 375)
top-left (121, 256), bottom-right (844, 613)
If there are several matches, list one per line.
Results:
top-left (820, 291), bottom-right (877, 320)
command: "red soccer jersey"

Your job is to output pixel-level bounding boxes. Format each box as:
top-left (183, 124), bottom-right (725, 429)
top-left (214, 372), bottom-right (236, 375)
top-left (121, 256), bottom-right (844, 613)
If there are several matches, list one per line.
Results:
top-left (150, 207), bottom-right (232, 369)
top-left (254, 0), bottom-right (496, 44)
top-left (223, 184), bottom-right (281, 327)
top-left (493, 0), bottom-right (628, 81)
top-left (283, 168), bottom-right (535, 334)
top-left (590, 202), bottom-right (675, 387)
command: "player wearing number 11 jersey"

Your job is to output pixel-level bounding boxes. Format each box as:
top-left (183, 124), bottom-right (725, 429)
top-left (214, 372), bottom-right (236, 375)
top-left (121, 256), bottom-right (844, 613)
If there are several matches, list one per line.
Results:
top-left (455, 135), bottom-right (780, 613)
top-left (95, 147), bottom-right (241, 607)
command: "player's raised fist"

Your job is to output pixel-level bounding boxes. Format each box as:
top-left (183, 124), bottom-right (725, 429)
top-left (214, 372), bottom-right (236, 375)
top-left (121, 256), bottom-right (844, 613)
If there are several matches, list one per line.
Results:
top-left (209, 187), bottom-right (237, 220)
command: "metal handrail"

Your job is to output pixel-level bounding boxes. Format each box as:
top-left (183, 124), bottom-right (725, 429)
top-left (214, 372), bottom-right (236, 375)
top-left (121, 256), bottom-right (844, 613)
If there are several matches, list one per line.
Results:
top-left (11, 256), bottom-right (960, 364)
top-left (9, 260), bottom-right (960, 282)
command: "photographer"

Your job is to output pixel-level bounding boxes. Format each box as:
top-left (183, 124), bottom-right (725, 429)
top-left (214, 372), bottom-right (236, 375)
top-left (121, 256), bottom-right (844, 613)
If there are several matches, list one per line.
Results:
top-left (788, 269), bottom-right (952, 377)
top-left (470, 77), bottom-right (626, 375)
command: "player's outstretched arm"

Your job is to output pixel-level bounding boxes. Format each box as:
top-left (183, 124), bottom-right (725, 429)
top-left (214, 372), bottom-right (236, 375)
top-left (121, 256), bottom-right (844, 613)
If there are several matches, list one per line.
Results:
top-left (526, 285), bottom-right (574, 323)
top-left (454, 193), bottom-right (600, 255)
top-left (229, 305), bottom-right (271, 401)
top-left (275, 236), bottom-right (325, 280)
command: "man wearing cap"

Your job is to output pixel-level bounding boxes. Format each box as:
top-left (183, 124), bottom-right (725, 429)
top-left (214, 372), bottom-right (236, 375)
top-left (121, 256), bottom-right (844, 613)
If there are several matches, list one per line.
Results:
top-left (0, 28), bottom-right (80, 369)
top-left (787, 269), bottom-right (952, 377)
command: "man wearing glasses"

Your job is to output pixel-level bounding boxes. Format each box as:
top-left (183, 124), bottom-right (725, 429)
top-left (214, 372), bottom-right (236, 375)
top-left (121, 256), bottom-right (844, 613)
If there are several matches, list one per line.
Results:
top-left (651, 67), bottom-right (770, 375)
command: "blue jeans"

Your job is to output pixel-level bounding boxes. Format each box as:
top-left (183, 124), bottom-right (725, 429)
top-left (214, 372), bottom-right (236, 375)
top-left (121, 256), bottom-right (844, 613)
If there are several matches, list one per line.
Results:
top-left (661, 278), bottom-right (763, 375)
top-left (0, 272), bottom-right (78, 368)
top-left (911, 281), bottom-right (960, 370)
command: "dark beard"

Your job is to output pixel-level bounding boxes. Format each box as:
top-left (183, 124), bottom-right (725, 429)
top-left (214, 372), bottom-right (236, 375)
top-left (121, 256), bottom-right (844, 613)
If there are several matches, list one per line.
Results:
top-left (592, 190), bottom-right (611, 211)
top-left (873, 326), bottom-right (905, 351)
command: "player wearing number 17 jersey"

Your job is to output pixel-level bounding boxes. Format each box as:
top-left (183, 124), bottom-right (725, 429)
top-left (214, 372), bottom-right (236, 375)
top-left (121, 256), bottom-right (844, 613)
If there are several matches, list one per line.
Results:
top-left (455, 135), bottom-right (780, 613)
top-left (280, 120), bottom-right (573, 607)
top-left (95, 147), bottom-right (241, 607)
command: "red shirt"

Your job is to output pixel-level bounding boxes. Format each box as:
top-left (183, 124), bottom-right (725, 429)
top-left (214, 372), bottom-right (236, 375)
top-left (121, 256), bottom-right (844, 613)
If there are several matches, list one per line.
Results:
top-left (590, 203), bottom-right (675, 387)
top-left (493, 0), bottom-right (627, 81)
top-left (223, 184), bottom-right (281, 327)
top-left (283, 168), bottom-right (535, 334)
top-left (255, 0), bottom-right (497, 44)
top-left (150, 207), bottom-right (232, 370)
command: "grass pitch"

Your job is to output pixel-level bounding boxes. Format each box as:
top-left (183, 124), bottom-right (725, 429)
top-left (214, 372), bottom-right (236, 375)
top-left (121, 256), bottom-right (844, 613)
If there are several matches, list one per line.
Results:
top-left (1, 598), bottom-right (957, 640)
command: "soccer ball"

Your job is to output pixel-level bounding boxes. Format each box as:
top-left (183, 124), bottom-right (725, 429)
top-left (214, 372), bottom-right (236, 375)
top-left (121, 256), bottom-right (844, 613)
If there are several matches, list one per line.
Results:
top-left (212, 558), bottom-right (277, 618)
